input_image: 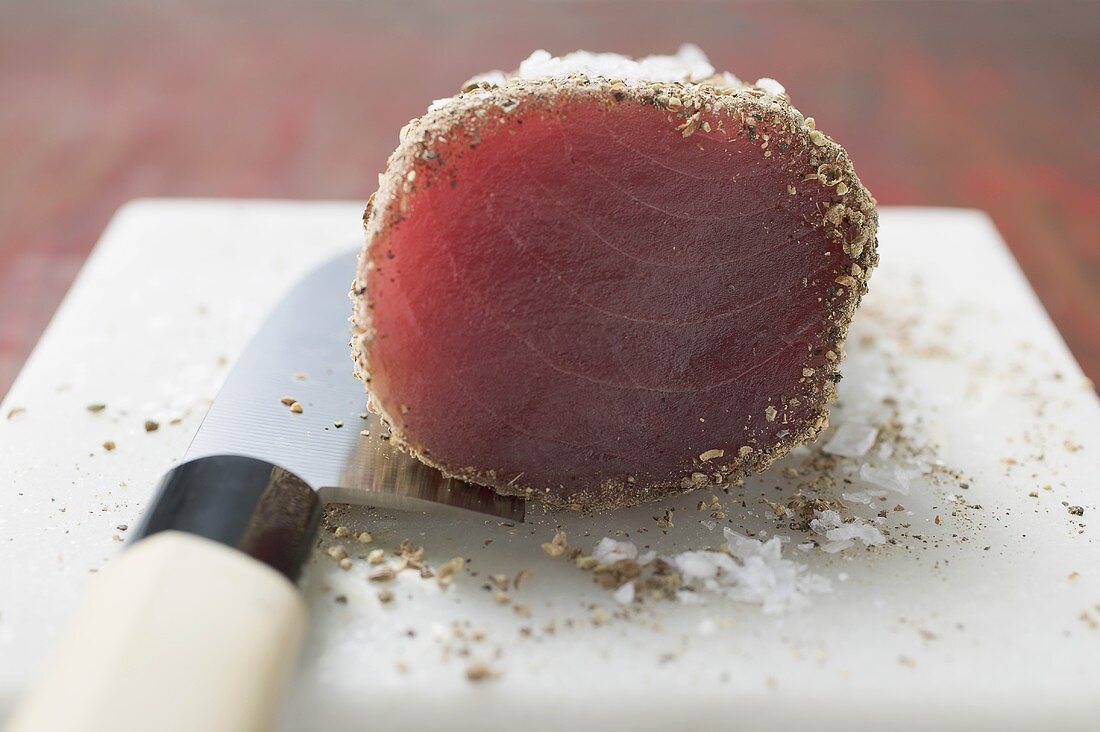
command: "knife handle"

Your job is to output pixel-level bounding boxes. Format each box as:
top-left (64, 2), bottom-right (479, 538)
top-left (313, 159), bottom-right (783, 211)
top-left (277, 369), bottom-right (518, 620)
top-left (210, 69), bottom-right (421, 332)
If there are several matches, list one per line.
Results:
top-left (5, 456), bottom-right (322, 732)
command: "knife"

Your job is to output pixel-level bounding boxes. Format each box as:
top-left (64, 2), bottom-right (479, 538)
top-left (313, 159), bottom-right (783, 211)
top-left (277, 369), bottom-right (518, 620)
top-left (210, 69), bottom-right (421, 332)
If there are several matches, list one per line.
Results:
top-left (6, 250), bottom-right (525, 732)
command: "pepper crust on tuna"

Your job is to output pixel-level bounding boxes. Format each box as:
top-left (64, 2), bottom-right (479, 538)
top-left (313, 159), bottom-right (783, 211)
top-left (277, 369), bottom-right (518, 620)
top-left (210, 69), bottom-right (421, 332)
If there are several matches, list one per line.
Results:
top-left (351, 59), bottom-right (878, 510)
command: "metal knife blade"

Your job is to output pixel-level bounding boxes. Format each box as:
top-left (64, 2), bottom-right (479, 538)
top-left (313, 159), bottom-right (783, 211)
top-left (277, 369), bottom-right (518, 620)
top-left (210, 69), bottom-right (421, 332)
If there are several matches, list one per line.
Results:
top-left (185, 250), bottom-right (525, 522)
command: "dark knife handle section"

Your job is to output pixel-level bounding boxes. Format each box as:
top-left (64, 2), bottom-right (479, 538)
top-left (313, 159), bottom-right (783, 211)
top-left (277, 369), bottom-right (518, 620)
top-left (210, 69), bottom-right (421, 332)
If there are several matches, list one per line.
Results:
top-left (135, 455), bottom-right (321, 582)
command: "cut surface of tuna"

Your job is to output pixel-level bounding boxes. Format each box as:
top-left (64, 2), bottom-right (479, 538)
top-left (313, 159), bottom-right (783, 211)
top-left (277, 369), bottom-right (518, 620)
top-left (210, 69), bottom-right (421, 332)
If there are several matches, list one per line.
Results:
top-left (352, 47), bottom-right (878, 509)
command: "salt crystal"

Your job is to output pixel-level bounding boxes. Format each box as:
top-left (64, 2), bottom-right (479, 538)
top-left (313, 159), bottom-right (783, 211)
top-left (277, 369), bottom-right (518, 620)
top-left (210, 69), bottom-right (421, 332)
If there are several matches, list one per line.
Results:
top-left (435, 47), bottom-right (753, 114)
top-left (823, 422), bottom-right (878, 458)
top-left (825, 522), bottom-right (884, 546)
top-left (809, 509), bottom-right (844, 535)
top-left (809, 508), bottom-right (884, 548)
top-left (700, 519), bottom-right (718, 531)
top-left (460, 45), bottom-right (770, 94)
top-left (595, 527), bottom-right (830, 614)
top-left (811, 509), bottom-right (884, 547)
top-left (674, 550), bottom-right (735, 581)
top-left (466, 70), bottom-right (508, 87)
top-left (859, 463), bottom-right (913, 495)
top-left (516, 44), bottom-right (717, 85)
top-left (721, 71), bottom-right (743, 87)
top-left (724, 529), bottom-right (780, 562)
top-left (724, 554), bottom-right (831, 614)
top-left (637, 550), bottom-right (657, 565)
top-left (754, 77), bottom-right (786, 95)
top-left (719, 528), bottom-right (831, 613)
top-left (592, 537), bottom-right (638, 565)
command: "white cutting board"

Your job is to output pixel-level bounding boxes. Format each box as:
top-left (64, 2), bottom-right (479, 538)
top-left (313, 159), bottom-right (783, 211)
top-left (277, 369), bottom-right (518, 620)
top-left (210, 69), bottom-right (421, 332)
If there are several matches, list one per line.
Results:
top-left (0, 201), bottom-right (1097, 731)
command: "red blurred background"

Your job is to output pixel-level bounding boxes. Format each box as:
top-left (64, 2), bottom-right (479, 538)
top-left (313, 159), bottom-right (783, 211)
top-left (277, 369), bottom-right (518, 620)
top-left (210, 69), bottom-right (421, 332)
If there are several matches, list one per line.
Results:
top-left (1, 0), bottom-right (1098, 396)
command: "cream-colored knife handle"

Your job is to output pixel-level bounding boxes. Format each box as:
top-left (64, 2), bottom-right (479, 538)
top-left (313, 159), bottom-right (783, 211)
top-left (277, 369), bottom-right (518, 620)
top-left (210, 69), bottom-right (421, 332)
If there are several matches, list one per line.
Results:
top-left (6, 530), bottom-right (307, 732)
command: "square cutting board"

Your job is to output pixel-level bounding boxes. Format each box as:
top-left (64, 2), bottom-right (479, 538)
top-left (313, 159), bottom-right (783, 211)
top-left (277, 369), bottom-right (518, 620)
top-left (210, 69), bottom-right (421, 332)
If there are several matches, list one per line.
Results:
top-left (0, 200), bottom-right (1097, 731)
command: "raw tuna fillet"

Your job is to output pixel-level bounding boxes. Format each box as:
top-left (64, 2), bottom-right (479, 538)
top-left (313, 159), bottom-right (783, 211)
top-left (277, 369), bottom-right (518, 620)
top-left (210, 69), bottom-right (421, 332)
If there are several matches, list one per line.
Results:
top-left (351, 47), bottom-right (878, 510)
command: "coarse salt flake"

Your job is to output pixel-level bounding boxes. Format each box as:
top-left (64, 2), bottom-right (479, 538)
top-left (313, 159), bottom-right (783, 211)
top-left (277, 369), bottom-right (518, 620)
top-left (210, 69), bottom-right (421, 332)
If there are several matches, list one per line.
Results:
top-left (810, 509), bottom-right (885, 547)
top-left (754, 77), bottom-right (786, 95)
top-left (613, 581), bottom-right (635, 605)
top-left (859, 463), bottom-right (914, 495)
top-left (823, 422), bottom-right (879, 458)
top-left (674, 551), bottom-right (736, 581)
top-left (517, 44), bottom-right (716, 85)
top-left (589, 527), bottom-right (829, 614)
top-left (592, 537), bottom-right (638, 565)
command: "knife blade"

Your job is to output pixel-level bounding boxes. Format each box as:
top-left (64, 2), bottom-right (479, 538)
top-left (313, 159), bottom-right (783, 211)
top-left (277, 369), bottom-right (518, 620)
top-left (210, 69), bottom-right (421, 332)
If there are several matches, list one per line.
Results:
top-left (8, 248), bottom-right (527, 732)
top-left (186, 249), bottom-right (525, 522)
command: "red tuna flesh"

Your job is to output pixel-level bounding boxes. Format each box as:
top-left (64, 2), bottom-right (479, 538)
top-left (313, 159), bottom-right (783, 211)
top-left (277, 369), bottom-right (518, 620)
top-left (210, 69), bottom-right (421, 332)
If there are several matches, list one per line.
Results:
top-left (353, 79), bottom-right (877, 509)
